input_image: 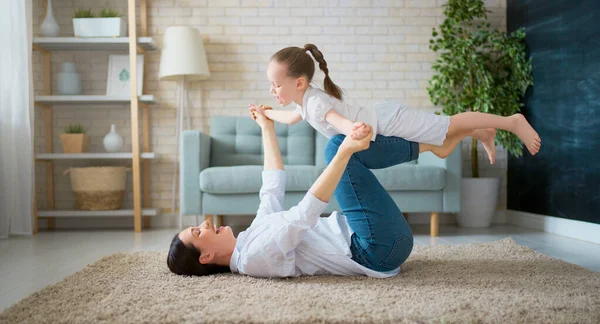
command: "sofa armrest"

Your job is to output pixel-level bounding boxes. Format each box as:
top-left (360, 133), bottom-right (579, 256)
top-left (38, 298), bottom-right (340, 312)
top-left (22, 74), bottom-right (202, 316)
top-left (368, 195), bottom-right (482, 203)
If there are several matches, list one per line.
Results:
top-left (180, 130), bottom-right (211, 215)
top-left (417, 142), bottom-right (462, 212)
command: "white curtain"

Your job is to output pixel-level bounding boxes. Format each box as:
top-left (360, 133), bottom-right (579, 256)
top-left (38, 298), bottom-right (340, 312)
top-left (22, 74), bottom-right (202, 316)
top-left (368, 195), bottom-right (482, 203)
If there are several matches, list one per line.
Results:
top-left (0, 0), bottom-right (34, 238)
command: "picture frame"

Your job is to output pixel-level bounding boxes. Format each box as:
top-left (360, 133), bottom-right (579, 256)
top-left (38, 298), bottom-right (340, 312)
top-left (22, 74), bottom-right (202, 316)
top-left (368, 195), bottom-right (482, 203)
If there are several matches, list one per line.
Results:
top-left (106, 54), bottom-right (144, 96)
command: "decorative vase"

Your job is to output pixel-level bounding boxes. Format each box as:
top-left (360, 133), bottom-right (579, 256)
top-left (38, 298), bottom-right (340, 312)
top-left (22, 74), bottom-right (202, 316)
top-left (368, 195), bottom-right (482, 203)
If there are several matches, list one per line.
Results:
top-left (56, 62), bottom-right (82, 95)
top-left (103, 124), bottom-right (124, 153)
top-left (40, 0), bottom-right (60, 37)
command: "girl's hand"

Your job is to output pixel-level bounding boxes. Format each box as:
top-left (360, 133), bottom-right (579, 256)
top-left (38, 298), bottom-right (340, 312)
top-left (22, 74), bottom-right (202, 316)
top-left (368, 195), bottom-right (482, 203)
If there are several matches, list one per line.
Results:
top-left (340, 123), bottom-right (372, 154)
top-left (248, 104), bottom-right (272, 120)
top-left (351, 121), bottom-right (365, 134)
top-left (249, 105), bottom-right (274, 129)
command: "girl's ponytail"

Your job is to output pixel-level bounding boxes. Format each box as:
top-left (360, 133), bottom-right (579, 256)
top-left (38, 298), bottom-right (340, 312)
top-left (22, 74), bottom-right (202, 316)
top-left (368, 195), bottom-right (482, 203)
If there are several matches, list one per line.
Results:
top-left (304, 44), bottom-right (343, 100)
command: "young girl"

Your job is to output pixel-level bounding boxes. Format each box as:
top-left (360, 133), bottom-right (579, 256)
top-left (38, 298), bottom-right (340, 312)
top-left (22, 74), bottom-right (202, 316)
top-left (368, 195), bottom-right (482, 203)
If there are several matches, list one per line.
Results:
top-left (249, 44), bottom-right (541, 164)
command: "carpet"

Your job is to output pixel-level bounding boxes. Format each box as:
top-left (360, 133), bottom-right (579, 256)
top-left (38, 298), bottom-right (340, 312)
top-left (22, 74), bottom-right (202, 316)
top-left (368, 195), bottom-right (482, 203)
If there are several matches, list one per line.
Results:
top-left (1, 238), bottom-right (598, 323)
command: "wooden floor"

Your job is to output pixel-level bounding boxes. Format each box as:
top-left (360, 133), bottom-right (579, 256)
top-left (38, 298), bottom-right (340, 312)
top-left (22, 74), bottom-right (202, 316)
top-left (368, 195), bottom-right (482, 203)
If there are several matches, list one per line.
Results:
top-left (1, 224), bottom-right (599, 312)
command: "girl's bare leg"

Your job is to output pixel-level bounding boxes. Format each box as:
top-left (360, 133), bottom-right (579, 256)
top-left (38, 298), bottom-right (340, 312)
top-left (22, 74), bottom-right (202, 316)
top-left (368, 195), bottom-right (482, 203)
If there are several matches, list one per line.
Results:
top-left (419, 128), bottom-right (497, 164)
top-left (447, 112), bottom-right (541, 155)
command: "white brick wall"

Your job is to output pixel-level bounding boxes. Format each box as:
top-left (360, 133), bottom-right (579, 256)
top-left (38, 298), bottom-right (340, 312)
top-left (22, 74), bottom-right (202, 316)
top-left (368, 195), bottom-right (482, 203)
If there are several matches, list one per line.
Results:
top-left (32, 0), bottom-right (508, 228)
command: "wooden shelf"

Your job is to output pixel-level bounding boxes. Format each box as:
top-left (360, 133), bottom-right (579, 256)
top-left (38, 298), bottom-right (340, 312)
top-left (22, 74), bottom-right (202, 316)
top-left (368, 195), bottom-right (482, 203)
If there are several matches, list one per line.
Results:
top-left (36, 152), bottom-right (158, 160)
top-left (35, 95), bottom-right (157, 105)
top-left (33, 37), bottom-right (157, 51)
top-left (37, 208), bottom-right (160, 217)
top-left (34, 0), bottom-right (153, 233)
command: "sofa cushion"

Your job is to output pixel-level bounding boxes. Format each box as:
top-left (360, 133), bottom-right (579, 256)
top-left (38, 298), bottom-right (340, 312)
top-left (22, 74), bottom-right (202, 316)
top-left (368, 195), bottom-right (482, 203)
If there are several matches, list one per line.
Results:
top-left (372, 165), bottom-right (446, 191)
top-left (200, 165), bottom-right (321, 194)
top-left (209, 116), bottom-right (316, 167)
top-left (200, 164), bottom-right (445, 194)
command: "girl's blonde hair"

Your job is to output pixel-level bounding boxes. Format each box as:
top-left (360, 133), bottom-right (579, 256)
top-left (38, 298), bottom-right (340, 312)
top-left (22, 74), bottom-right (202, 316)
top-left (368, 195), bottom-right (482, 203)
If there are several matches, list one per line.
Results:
top-left (270, 44), bottom-right (343, 100)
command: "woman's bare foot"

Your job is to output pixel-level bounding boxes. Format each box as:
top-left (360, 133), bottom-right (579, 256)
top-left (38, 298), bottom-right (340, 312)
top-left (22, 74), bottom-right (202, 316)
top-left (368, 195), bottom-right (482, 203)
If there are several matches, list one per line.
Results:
top-left (511, 113), bottom-right (541, 155)
top-left (472, 128), bottom-right (496, 164)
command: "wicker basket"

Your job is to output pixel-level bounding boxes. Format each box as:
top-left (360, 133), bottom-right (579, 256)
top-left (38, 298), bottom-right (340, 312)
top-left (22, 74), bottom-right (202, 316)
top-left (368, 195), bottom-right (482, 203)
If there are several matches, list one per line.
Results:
top-left (64, 166), bottom-right (129, 210)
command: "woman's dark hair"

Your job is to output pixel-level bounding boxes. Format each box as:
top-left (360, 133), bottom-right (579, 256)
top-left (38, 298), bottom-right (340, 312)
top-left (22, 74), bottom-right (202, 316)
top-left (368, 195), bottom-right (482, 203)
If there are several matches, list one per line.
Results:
top-left (271, 43), bottom-right (344, 100)
top-left (167, 234), bottom-right (231, 276)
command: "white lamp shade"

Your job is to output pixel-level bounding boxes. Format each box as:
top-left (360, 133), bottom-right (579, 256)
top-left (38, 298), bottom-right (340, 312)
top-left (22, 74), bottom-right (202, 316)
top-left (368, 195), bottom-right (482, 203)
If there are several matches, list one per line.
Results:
top-left (159, 26), bottom-right (210, 81)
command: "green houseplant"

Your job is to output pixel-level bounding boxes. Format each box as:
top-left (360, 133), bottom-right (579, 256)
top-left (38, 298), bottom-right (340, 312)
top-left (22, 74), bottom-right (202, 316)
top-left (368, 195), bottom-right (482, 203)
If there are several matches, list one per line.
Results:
top-left (427, 0), bottom-right (533, 227)
top-left (60, 123), bottom-right (89, 153)
top-left (98, 9), bottom-right (122, 18)
top-left (73, 9), bottom-right (95, 18)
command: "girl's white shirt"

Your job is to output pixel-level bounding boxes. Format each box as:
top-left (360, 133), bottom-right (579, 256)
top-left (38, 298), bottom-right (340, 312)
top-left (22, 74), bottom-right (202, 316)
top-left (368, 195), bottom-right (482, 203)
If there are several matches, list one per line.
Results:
top-left (295, 86), bottom-right (451, 146)
top-left (295, 86), bottom-right (379, 141)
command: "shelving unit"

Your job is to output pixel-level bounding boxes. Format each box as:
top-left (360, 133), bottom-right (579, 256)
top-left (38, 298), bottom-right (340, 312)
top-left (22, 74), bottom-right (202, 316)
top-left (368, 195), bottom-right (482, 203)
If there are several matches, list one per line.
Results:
top-left (33, 0), bottom-right (156, 233)
top-left (36, 153), bottom-right (158, 160)
top-left (32, 37), bottom-right (156, 51)
top-left (37, 209), bottom-right (159, 217)
top-left (34, 95), bottom-right (157, 105)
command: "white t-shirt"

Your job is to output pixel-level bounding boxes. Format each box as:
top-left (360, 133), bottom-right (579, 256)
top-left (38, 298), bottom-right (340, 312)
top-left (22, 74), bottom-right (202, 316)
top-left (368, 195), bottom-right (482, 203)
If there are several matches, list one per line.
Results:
top-left (295, 86), bottom-right (451, 146)
top-left (295, 86), bottom-right (379, 141)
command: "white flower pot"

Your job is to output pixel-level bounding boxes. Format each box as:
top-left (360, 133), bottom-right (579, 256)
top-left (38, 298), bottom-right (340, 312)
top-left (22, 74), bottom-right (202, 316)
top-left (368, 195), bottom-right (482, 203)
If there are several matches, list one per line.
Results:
top-left (73, 18), bottom-right (127, 37)
top-left (457, 177), bottom-right (500, 228)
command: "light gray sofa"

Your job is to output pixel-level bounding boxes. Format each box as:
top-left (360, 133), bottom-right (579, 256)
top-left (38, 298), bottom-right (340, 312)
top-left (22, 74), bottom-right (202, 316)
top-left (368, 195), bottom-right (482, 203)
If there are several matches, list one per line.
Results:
top-left (180, 115), bottom-right (461, 236)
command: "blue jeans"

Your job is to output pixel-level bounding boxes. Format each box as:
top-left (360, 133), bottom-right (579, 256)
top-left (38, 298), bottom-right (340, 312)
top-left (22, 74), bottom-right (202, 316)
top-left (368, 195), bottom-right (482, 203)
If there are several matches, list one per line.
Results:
top-left (324, 134), bottom-right (419, 272)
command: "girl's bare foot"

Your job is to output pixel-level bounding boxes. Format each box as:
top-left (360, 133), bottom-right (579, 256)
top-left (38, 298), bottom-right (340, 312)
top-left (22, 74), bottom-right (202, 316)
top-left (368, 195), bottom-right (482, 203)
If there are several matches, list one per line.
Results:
top-left (511, 113), bottom-right (541, 155)
top-left (472, 128), bottom-right (496, 164)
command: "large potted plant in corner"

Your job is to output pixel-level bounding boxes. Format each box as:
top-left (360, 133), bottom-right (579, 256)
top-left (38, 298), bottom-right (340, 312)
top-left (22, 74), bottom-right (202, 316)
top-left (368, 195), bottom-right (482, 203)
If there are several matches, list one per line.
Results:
top-left (427, 0), bottom-right (533, 227)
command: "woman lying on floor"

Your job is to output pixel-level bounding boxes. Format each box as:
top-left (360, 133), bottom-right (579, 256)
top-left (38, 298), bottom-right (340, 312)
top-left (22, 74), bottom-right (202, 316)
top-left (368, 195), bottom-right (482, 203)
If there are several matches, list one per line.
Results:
top-left (167, 109), bottom-right (424, 278)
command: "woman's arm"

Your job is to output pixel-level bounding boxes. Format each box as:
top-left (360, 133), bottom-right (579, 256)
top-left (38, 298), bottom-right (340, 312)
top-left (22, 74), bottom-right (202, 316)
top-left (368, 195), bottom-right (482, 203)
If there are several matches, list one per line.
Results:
top-left (252, 110), bottom-right (286, 217)
top-left (252, 109), bottom-right (283, 170)
top-left (308, 124), bottom-right (372, 202)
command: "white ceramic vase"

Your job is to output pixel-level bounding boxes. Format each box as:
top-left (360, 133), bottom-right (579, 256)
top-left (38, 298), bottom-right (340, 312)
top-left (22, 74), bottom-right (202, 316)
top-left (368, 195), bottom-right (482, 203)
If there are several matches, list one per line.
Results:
top-left (40, 0), bottom-right (60, 37)
top-left (103, 124), bottom-right (124, 153)
top-left (56, 62), bottom-right (82, 95)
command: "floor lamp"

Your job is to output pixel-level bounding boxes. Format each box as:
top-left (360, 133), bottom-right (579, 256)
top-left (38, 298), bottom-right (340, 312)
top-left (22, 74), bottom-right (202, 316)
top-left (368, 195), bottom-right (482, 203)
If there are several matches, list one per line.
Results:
top-left (158, 26), bottom-right (210, 229)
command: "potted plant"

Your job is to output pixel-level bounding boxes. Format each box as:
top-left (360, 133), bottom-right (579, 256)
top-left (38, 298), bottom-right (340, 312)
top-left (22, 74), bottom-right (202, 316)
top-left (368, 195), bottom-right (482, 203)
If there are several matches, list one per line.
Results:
top-left (60, 123), bottom-right (90, 153)
top-left (427, 0), bottom-right (533, 227)
top-left (73, 8), bottom-right (127, 38)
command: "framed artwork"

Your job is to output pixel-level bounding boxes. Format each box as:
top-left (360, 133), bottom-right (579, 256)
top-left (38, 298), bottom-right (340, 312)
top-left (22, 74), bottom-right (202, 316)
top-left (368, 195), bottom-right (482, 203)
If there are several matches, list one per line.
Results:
top-left (106, 54), bottom-right (144, 96)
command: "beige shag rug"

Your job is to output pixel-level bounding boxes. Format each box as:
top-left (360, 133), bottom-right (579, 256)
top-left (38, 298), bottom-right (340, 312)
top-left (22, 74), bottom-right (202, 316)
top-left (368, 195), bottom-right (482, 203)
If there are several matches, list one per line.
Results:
top-left (1, 238), bottom-right (599, 324)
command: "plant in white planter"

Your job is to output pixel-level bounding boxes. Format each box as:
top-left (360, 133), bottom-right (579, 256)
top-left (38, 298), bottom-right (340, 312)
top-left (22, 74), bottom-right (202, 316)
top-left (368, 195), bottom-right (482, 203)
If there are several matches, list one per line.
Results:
top-left (427, 0), bottom-right (533, 227)
top-left (73, 8), bottom-right (127, 38)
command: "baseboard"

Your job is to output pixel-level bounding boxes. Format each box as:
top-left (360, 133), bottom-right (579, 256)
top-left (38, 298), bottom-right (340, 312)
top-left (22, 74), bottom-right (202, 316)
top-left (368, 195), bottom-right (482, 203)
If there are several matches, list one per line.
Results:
top-left (507, 210), bottom-right (600, 244)
top-left (406, 210), bottom-right (507, 225)
top-left (36, 214), bottom-right (177, 230)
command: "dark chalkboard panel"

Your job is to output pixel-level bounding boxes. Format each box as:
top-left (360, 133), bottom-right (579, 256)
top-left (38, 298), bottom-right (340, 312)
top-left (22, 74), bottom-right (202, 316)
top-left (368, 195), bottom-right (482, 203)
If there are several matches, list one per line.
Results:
top-left (506, 0), bottom-right (600, 224)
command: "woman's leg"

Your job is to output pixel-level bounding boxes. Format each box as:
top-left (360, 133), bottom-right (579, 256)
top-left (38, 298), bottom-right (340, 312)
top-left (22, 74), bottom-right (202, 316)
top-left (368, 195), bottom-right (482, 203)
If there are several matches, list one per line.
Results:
top-left (353, 134), bottom-right (421, 169)
top-left (325, 135), bottom-right (415, 272)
